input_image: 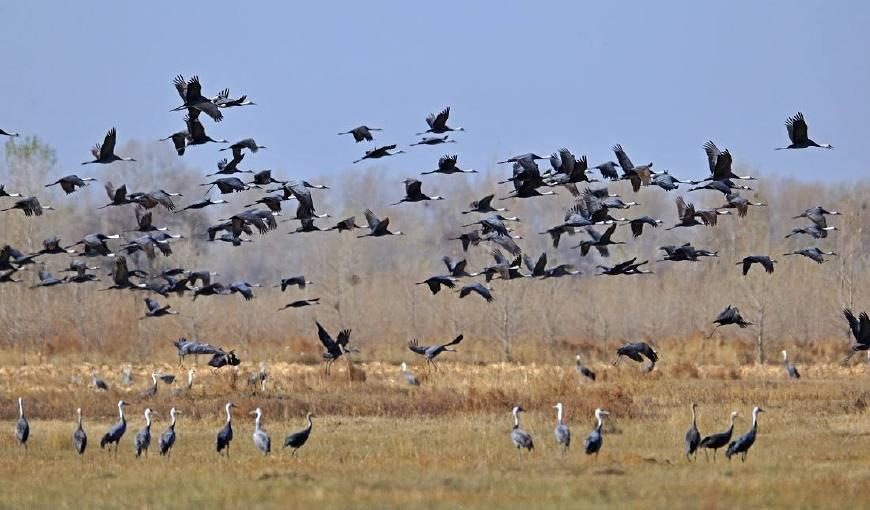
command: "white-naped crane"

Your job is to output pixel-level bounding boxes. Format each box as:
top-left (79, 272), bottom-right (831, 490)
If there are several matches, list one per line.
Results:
top-left (100, 400), bottom-right (129, 454)
top-left (416, 275), bottom-right (457, 295)
top-left (461, 194), bottom-right (508, 215)
top-left (392, 178), bottom-right (444, 205)
top-left (719, 192), bottom-right (767, 218)
top-left (782, 350), bottom-right (801, 379)
top-left (417, 107), bottom-right (464, 135)
top-left (315, 321), bottom-right (356, 375)
top-left (777, 112), bottom-right (832, 150)
top-left (211, 88), bottom-right (255, 108)
top-left (171, 75), bottom-right (223, 122)
top-left (685, 403), bottom-right (700, 461)
top-left (45, 174), bottom-right (96, 194)
top-left (583, 408), bottom-right (609, 456)
top-left (283, 413), bottom-right (314, 456)
top-left (614, 342), bottom-right (658, 372)
top-left (408, 334), bottom-right (463, 372)
top-left (82, 128), bottom-right (136, 165)
top-left (553, 403), bottom-right (571, 454)
top-left (458, 282), bottom-right (494, 302)
top-left (220, 138), bottom-right (267, 160)
top-left (783, 247), bottom-right (837, 264)
top-left (725, 406), bottom-right (765, 462)
top-left (353, 144), bottom-right (405, 164)
top-left (737, 255), bottom-right (776, 275)
top-left (510, 405), bottom-right (534, 453)
top-left (410, 135), bottom-right (457, 146)
top-left (699, 411), bottom-right (737, 461)
top-left (422, 154), bottom-right (476, 175)
top-left (1, 196), bottom-right (53, 217)
top-left (842, 308), bottom-right (870, 364)
top-left (185, 114), bottom-right (228, 146)
top-left (700, 140), bottom-right (757, 182)
top-left (612, 144), bottom-right (654, 192)
top-left (708, 305), bottom-right (753, 337)
top-left (339, 125), bottom-right (381, 142)
top-left (794, 206), bottom-right (840, 226)
top-left (358, 208), bottom-right (403, 238)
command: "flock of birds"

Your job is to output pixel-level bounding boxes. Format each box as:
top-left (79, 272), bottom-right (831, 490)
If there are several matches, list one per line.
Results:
top-left (1, 74), bottom-right (868, 463)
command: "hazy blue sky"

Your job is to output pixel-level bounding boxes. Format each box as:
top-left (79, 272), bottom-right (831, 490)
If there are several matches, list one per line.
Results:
top-left (2, 1), bottom-right (868, 182)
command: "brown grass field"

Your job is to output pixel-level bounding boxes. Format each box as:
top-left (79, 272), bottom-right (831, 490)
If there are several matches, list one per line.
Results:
top-left (2, 338), bottom-right (870, 510)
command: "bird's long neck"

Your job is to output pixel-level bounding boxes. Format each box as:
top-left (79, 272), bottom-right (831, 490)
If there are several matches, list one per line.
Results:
top-left (728, 414), bottom-right (735, 432)
top-left (77, 410), bottom-right (83, 428)
top-left (170, 413), bottom-right (177, 429)
top-left (556, 407), bottom-right (563, 424)
top-left (306, 415), bottom-right (313, 431)
top-left (513, 411), bottom-right (519, 429)
top-left (595, 415), bottom-right (603, 432)
top-left (751, 411), bottom-right (759, 431)
top-left (145, 413), bottom-right (152, 428)
top-left (255, 413), bottom-right (262, 431)
top-left (119, 404), bottom-right (125, 422)
top-left (691, 407), bottom-right (696, 427)
top-left (18, 399), bottom-right (23, 418)
top-left (226, 406), bottom-right (232, 423)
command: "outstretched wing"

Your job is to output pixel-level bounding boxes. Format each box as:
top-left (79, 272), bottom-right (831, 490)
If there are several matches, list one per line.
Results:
top-left (100, 128), bottom-right (117, 160)
top-left (786, 112), bottom-right (808, 144)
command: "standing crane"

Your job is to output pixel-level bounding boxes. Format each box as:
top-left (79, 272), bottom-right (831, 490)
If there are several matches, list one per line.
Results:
top-left (216, 402), bottom-right (236, 457)
top-left (134, 408), bottom-right (154, 458)
top-left (725, 406), bottom-right (765, 462)
top-left (510, 406), bottom-right (534, 453)
top-left (575, 354), bottom-right (596, 381)
top-left (15, 397), bottom-right (29, 451)
top-left (553, 403), bottom-right (570, 454)
top-left (73, 407), bottom-right (87, 455)
top-left (283, 413), bottom-right (314, 456)
top-left (583, 408), bottom-right (610, 456)
top-left (159, 408), bottom-right (180, 456)
top-left (782, 350), bottom-right (801, 379)
top-left (100, 400), bottom-right (129, 454)
top-left (699, 411), bottom-right (737, 461)
top-left (250, 408), bottom-right (271, 456)
top-left (400, 362), bottom-right (420, 386)
top-left (685, 403), bottom-right (700, 461)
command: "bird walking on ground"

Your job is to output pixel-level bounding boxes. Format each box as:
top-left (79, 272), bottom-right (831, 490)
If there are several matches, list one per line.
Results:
top-left (699, 411), bottom-right (737, 461)
top-left (553, 403), bottom-right (571, 454)
top-left (685, 403), bottom-right (700, 461)
top-left (134, 408), bottom-right (154, 458)
top-left (283, 412), bottom-right (314, 456)
top-left (782, 350), bottom-right (801, 379)
top-left (725, 406), bottom-right (765, 462)
top-left (15, 397), bottom-right (29, 451)
top-left (584, 408), bottom-right (609, 456)
top-left (73, 407), bottom-right (87, 455)
top-left (101, 400), bottom-right (129, 454)
top-left (159, 408), bottom-right (180, 457)
top-left (510, 406), bottom-right (534, 453)
top-left (251, 408), bottom-right (271, 456)
top-left (216, 402), bottom-right (236, 456)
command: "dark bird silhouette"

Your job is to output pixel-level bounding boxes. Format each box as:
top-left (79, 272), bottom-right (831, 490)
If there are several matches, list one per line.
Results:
top-left (358, 209), bottom-right (403, 237)
top-left (842, 308), bottom-right (870, 364)
top-left (211, 88), bottom-right (255, 108)
top-left (668, 196), bottom-right (726, 230)
top-left (178, 197), bottom-right (228, 212)
top-left (699, 411), bottom-right (737, 461)
top-left (738, 256), bottom-right (776, 275)
top-left (46, 175), bottom-right (96, 194)
top-left (327, 216), bottom-right (364, 232)
top-left (700, 140), bottom-right (756, 182)
top-left (172, 75), bottom-right (223, 122)
top-left (207, 155), bottom-right (248, 177)
top-left (408, 334), bottom-right (463, 372)
top-left (410, 135), bottom-right (456, 146)
top-left (417, 107), bottom-right (464, 135)
top-left (709, 305), bottom-right (753, 337)
top-left (279, 298), bottom-right (320, 310)
top-left (777, 112), bottom-right (832, 150)
top-left (82, 128), bottom-right (136, 165)
top-left (185, 115), bottom-right (228, 147)
top-left (315, 321), bottom-right (356, 374)
top-left (353, 144), bottom-right (405, 164)
top-left (597, 257), bottom-right (651, 276)
top-left (416, 275), bottom-right (457, 295)
top-left (201, 177), bottom-right (249, 195)
top-left (422, 154), bottom-right (476, 175)
top-left (0, 184), bottom-right (22, 198)
top-left (392, 178), bottom-right (444, 205)
top-left (1, 196), bottom-right (53, 217)
top-left (782, 247), bottom-right (837, 264)
top-left (612, 144), bottom-right (653, 192)
top-left (339, 125), bottom-right (381, 142)
top-left (0, 128), bottom-right (19, 137)
top-left (277, 275), bottom-right (313, 291)
top-left (613, 342), bottom-right (658, 372)
top-left (458, 282), bottom-right (494, 302)
top-left (627, 216), bottom-right (663, 237)
top-left (283, 413), bottom-right (314, 455)
top-left (220, 138), bottom-right (267, 160)
top-left (574, 224), bottom-right (623, 257)
top-left (461, 194), bottom-right (507, 214)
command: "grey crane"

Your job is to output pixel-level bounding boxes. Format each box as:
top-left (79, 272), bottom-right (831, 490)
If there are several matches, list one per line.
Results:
top-left (120, 233), bottom-right (178, 259)
top-left (400, 362), bottom-right (420, 386)
top-left (461, 214), bottom-right (518, 237)
top-left (277, 275), bottom-right (313, 291)
top-left (523, 252), bottom-right (547, 277)
top-left (99, 182), bottom-right (137, 209)
top-left (1, 196), bottom-right (53, 217)
top-left (201, 177), bottom-right (250, 195)
top-left (327, 216), bottom-right (364, 232)
top-left (659, 242), bottom-right (718, 262)
top-left (0, 184), bottom-right (22, 198)
top-left (461, 194), bottom-right (508, 214)
top-left (725, 406), bottom-right (765, 462)
top-left (92, 373), bottom-right (109, 391)
top-left (171, 75), bottom-right (223, 122)
top-left (73, 407), bottom-right (87, 455)
top-left (777, 112), bottom-right (832, 150)
top-left (207, 154), bottom-right (248, 177)
top-left (592, 161), bottom-right (621, 180)
top-left (510, 406), bottom-right (534, 453)
top-left (418, 106), bottom-right (464, 135)
top-left (100, 400), bottom-right (129, 453)
top-left (46, 175), bottom-right (96, 194)
top-left (584, 408), bottom-right (609, 456)
top-left (316, 321), bottom-right (355, 375)
top-left (410, 135), bottom-right (456, 146)
top-left (458, 282), bottom-right (494, 302)
top-left (442, 256), bottom-right (475, 278)
top-left (250, 408), bottom-right (271, 456)
top-left (408, 334), bottom-right (463, 372)
top-left (228, 281), bottom-right (261, 301)
top-left (32, 267), bottom-right (66, 288)
top-left (553, 403), bottom-right (571, 454)
top-left (700, 140), bottom-right (756, 181)
top-left (688, 179), bottom-right (752, 195)
top-left (129, 190), bottom-right (181, 211)
top-left (339, 125), bottom-right (382, 142)
top-left (177, 197), bottom-right (228, 212)
top-left (353, 144), bottom-right (405, 164)
top-left (105, 256), bottom-right (148, 290)
top-left (667, 196), bottom-right (725, 230)
top-left (794, 206), bottom-right (840, 227)
top-left (134, 408), bottom-right (154, 458)
top-left (699, 411), bottom-right (738, 461)
top-left (612, 144), bottom-right (653, 192)
top-left (498, 153), bottom-right (548, 164)
top-left (211, 88), bottom-right (255, 108)
top-left (627, 216), bottom-right (663, 237)
top-left (139, 372), bottom-right (159, 400)
top-left (283, 412), bottom-right (314, 455)
top-left (216, 402), bottom-right (236, 456)
top-left (651, 171), bottom-right (696, 191)
top-left (82, 128), bottom-right (136, 164)
top-left (575, 354), bottom-right (596, 381)
top-left (248, 169), bottom-right (286, 188)
top-left (126, 209), bottom-right (167, 233)
top-left (738, 256), bottom-right (776, 275)
top-left (174, 338), bottom-right (225, 366)
top-left (685, 403), bottom-right (700, 461)
top-left (15, 397), bottom-right (29, 451)
top-left (416, 275), bottom-right (457, 295)
top-left (158, 407), bottom-right (180, 456)
top-left (783, 247), bottom-right (837, 264)
top-left (719, 192), bottom-right (767, 217)
top-left (160, 129), bottom-right (188, 155)
top-left (450, 230), bottom-right (483, 251)
top-left (184, 114), bottom-right (228, 147)
top-left (782, 350), bottom-right (801, 379)
top-left (220, 138), bottom-right (267, 160)
top-left (247, 363), bottom-right (267, 393)
top-left (842, 308), bottom-right (870, 364)
top-left (574, 224), bottom-right (623, 257)
top-left (358, 208), bottom-right (403, 237)
top-left (422, 154), bottom-right (476, 175)
top-left (709, 305), bottom-right (753, 337)
top-left (0, 128), bottom-right (19, 137)
top-left (614, 342), bottom-right (658, 372)
top-left (0, 246), bottom-right (41, 268)
top-left (786, 223), bottom-right (839, 239)
top-left (143, 298), bottom-right (177, 319)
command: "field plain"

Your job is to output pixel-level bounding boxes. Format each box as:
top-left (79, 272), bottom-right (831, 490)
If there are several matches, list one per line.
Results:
top-left (2, 341), bottom-right (870, 510)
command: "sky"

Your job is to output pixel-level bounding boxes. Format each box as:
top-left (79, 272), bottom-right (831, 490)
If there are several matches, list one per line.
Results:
top-left (1, 1), bottom-right (869, 183)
